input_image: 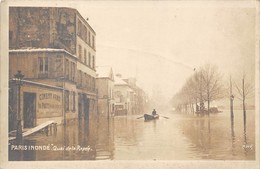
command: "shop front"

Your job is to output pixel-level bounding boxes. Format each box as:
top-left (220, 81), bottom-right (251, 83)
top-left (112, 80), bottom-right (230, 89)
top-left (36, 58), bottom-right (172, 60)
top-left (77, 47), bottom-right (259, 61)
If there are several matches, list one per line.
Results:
top-left (9, 80), bottom-right (63, 132)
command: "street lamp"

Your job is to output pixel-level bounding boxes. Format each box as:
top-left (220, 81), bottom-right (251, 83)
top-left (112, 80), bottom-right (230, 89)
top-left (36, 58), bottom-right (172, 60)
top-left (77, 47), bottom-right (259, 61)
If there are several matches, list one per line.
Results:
top-left (14, 70), bottom-right (24, 141)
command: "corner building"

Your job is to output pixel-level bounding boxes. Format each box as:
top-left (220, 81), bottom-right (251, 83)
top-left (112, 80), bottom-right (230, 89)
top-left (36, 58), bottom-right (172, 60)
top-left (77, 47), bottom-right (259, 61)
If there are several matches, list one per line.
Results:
top-left (9, 7), bottom-right (97, 130)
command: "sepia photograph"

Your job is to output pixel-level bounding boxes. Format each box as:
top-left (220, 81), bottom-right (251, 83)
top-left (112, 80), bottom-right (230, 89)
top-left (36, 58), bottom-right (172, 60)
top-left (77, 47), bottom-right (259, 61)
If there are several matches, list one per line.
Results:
top-left (0, 0), bottom-right (259, 168)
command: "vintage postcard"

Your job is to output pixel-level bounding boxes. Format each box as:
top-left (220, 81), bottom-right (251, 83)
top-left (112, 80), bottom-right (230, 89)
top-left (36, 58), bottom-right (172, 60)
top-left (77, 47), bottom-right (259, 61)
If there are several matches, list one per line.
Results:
top-left (0, 0), bottom-right (259, 169)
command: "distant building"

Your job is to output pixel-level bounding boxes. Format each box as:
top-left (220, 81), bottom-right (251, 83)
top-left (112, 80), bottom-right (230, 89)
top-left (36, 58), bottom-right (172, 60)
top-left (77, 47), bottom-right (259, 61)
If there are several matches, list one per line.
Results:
top-left (113, 74), bottom-right (148, 116)
top-left (8, 7), bottom-right (97, 131)
top-left (96, 66), bottom-right (115, 118)
top-left (113, 74), bottom-right (137, 116)
top-left (123, 78), bottom-right (147, 114)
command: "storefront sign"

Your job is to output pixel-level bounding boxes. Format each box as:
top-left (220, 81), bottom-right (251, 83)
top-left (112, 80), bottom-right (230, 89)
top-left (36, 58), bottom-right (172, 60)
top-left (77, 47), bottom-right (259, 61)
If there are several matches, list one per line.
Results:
top-left (38, 92), bottom-right (62, 118)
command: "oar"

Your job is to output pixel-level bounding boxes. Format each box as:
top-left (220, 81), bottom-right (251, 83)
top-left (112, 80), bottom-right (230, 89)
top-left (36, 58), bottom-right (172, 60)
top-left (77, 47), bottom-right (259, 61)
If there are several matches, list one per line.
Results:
top-left (136, 116), bottom-right (144, 119)
top-left (160, 115), bottom-right (169, 119)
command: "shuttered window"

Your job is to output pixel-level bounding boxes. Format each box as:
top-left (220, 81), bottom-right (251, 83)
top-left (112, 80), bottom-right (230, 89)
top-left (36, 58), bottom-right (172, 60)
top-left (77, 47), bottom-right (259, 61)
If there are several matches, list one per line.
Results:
top-left (39, 57), bottom-right (48, 72)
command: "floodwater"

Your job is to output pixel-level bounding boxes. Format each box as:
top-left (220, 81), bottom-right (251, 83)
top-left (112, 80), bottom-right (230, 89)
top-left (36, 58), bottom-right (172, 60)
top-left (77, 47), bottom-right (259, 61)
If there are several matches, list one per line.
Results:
top-left (9, 109), bottom-right (255, 160)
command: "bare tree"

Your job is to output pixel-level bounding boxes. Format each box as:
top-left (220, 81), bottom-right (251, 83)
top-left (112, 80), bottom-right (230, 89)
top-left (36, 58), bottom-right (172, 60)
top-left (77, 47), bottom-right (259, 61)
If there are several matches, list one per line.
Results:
top-left (171, 64), bottom-right (223, 116)
top-left (230, 76), bottom-right (234, 119)
top-left (193, 69), bottom-right (206, 112)
top-left (201, 64), bottom-right (224, 116)
top-left (234, 73), bottom-right (254, 123)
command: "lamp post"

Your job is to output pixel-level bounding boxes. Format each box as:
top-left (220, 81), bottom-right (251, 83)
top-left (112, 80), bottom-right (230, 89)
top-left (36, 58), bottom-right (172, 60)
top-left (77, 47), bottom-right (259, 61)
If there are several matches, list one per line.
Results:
top-left (14, 70), bottom-right (24, 141)
top-left (230, 94), bottom-right (234, 119)
top-left (230, 76), bottom-right (234, 119)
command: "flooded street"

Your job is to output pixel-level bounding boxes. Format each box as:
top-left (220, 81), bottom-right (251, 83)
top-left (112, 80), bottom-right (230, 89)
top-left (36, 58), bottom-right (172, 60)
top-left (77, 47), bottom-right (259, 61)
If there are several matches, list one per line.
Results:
top-left (9, 109), bottom-right (255, 160)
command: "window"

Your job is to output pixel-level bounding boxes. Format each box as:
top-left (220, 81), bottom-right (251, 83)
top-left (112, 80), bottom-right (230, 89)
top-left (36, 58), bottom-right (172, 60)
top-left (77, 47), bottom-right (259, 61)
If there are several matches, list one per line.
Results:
top-left (78, 21), bottom-right (82, 37)
top-left (91, 76), bottom-right (93, 90)
top-left (88, 75), bottom-right (91, 89)
top-left (77, 70), bottom-right (80, 84)
top-left (65, 90), bottom-right (69, 112)
top-left (91, 76), bottom-right (94, 91)
top-left (72, 91), bottom-right (76, 111)
top-left (38, 57), bottom-right (48, 73)
top-left (69, 62), bottom-right (72, 80)
top-left (92, 35), bottom-right (95, 49)
top-left (71, 62), bottom-right (75, 81)
top-left (84, 26), bottom-right (87, 42)
top-left (85, 28), bottom-right (88, 42)
top-left (92, 55), bottom-right (95, 69)
top-left (84, 73), bottom-right (87, 88)
top-left (88, 52), bottom-right (91, 67)
top-left (78, 45), bottom-right (82, 61)
top-left (65, 59), bottom-right (69, 78)
top-left (77, 20), bottom-right (81, 35)
top-left (88, 31), bottom-right (90, 44)
top-left (39, 58), bottom-right (43, 72)
top-left (78, 70), bottom-right (82, 86)
top-left (84, 49), bottom-right (87, 64)
top-left (70, 61), bottom-right (74, 81)
top-left (45, 58), bottom-right (48, 72)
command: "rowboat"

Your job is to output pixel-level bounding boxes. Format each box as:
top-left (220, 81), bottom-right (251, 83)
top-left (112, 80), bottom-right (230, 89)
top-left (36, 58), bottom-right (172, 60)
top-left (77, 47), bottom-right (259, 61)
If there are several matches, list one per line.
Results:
top-left (144, 114), bottom-right (159, 121)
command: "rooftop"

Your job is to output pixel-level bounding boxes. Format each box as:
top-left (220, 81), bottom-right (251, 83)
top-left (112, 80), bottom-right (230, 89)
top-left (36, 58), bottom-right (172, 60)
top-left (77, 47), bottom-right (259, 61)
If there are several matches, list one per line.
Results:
top-left (114, 76), bottom-right (128, 86)
top-left (96, 66), bottom-right (114, 80)
top-left (9, 48), bottom-right (77, 59)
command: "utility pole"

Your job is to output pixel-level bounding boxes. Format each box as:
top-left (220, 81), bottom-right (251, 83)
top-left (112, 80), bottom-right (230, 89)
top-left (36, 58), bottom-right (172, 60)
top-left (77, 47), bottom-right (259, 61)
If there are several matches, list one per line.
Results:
top-left (242, 78), bottom-right (246, 126)
top-left (230, 76), bottom-right (234, 119)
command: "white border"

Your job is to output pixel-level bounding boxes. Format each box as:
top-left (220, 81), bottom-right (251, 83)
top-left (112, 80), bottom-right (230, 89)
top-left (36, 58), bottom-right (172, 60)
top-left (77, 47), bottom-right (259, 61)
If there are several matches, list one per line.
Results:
top-left (1, 1), bottom-right (259, 169)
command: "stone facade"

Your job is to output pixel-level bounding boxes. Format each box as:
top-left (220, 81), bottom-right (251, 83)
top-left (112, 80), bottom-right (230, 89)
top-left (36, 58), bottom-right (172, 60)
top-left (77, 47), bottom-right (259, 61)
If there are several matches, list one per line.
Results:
top-left (96, 66), bottom-right (115, 118)
top-left (113, 75), bottom-right (133, 116)
top-left (113, 75), bottom-right (147, 116)
top-left (9, 7), bottom-right (97, 131)
top-left (9, 7), bottom-right (96, 72)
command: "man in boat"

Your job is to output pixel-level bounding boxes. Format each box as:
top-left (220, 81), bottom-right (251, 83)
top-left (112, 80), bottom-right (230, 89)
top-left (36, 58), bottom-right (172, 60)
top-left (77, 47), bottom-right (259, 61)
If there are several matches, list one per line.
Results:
top-left (152, 109), bottom-right (157, 116)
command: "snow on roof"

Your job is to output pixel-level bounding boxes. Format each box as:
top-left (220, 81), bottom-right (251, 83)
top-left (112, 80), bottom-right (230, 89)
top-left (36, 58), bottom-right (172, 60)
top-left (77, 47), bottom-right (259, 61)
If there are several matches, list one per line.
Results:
top-left (10, 48), bottom-right (65, 52)
top-left (96, 66), bottom-right (112, 78)
top-left (114, 76), bottom-right (128, 85)
top-left (9, 48), bottom-right (76, 58)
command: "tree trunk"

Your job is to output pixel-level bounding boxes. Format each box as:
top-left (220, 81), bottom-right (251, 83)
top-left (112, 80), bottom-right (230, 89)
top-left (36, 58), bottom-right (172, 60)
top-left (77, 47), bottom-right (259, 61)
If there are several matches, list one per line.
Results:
top-left (207, 96), bottom-right (210, 117)
top-left (242, 78), bottom-right (246, 127)
top-left (243, 97), bottom-right (246, 124)
top-left (230, 76), bottom-right (234, 119)
top-left (231, 98), bottom-right (234, 118)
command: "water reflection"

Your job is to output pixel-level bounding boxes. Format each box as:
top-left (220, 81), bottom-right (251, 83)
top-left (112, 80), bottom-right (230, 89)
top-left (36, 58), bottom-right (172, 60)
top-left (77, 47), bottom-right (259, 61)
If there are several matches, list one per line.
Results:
top-left (95, 117), bottom-right (114, 160)
top-left (9, 110), bottom-right (255, 160)
top-left (9, 118), bottom-right (97, 160)
top-left (242, 117), bottom-right (252, 156)
top-left (179, 110), bottom-right (255, 160)
top-left (187, 117), bottom-right (212, 158)
top-left (230, 116), bottom-right (235, 155)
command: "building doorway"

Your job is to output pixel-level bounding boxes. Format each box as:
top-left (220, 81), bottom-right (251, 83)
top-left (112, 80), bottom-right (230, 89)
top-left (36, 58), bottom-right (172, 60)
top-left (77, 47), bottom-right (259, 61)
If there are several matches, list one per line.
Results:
top-left (83, 94), bottom-right (89, 121)
top-left (78, 93), bottom-right (83, 120)
top-left (23, 92), bottom-right (36, 128)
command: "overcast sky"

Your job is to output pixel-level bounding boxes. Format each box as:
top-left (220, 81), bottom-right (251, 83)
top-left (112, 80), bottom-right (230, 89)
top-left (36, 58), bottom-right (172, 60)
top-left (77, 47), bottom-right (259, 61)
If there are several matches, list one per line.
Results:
top-left (10, 1), bottom-right (256, 100)
top-left (70, 2), bottom-right (255, 99)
